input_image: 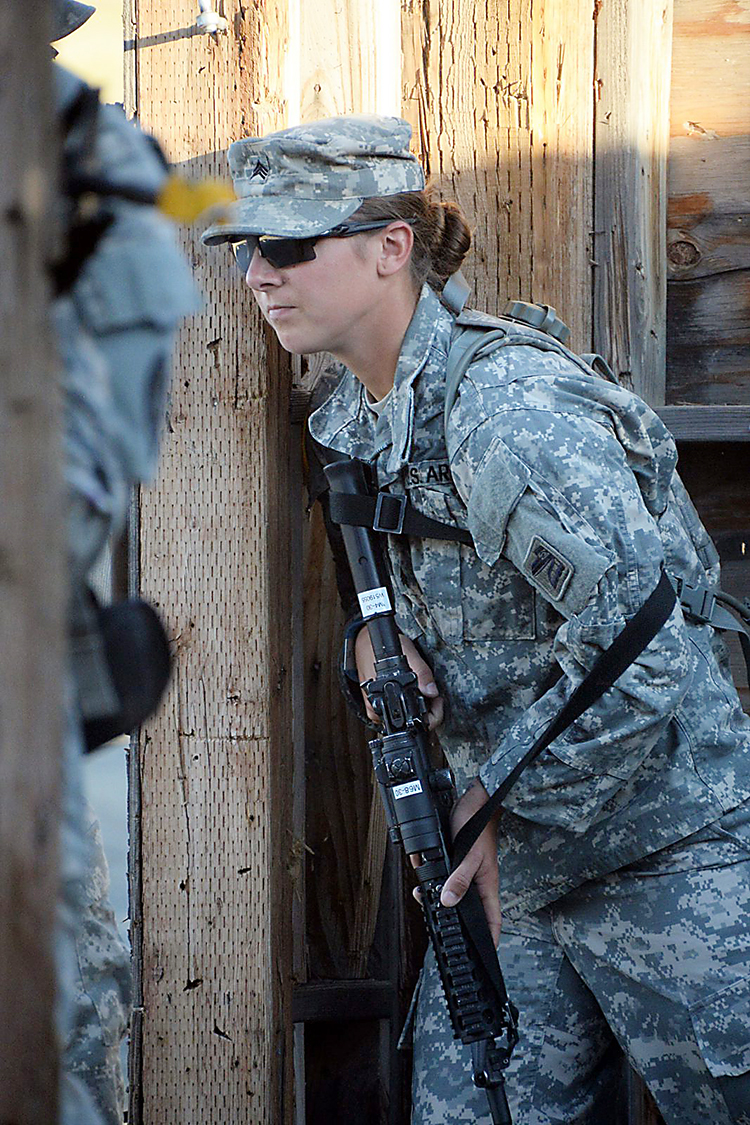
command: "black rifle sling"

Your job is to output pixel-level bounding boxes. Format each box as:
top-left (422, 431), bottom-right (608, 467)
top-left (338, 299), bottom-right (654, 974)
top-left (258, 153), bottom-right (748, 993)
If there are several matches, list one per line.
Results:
top-left (449, 570), bottom-right (676, 1012)
top-left (328, 489), bottom-right (473, 544)
top-left (451, 569), bottom-right (677, 867)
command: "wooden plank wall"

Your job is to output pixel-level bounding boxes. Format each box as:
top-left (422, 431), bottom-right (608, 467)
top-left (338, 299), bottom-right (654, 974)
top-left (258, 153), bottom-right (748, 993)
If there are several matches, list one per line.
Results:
top-left (293, 0), bottom-right (395, 973)
top-left (125, 3), bottom-right (294, 1122)
top-left (0, 2), bottom-right (62, 1120)
top-left (402, 0), bottom-right (672, 404)
top-left (668, 0), bottom-right (750, 715)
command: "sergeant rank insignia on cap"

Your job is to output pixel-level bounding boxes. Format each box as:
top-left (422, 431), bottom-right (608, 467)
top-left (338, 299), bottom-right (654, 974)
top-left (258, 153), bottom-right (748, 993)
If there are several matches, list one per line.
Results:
top-left (249, 157), bottom-right (271, 181)
top-left (524, 536), bottom-right (574, 601)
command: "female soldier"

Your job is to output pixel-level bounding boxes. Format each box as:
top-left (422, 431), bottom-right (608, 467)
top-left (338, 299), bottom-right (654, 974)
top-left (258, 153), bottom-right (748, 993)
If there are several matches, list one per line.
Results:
top-left (202, 115), bottom-right (750, 1124)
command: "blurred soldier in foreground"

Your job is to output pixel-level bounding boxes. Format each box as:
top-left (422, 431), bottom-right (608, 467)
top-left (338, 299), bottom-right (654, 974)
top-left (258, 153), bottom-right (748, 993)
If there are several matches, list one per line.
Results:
top-left (51, 3), bottom-right (197, 1120)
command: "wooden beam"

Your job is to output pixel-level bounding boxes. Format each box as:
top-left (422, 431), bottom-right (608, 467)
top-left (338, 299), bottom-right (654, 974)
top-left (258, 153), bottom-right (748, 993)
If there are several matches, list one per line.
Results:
top-left (293, 0), bottom-right (393, 986)
top-left (666, 0), bottom-right (750, 406)
top-left (289, 8), bottom-right (404, 1119)
top-left (293, 980), bottom-right (393, 1023)
top-left (657, 405), bottom-right (750, 442)
top-left (126, 3), bottom-right (294, 1122)
top-left (593, 0), bottom-right (674, 405)
top-left (0, 1), bottom-right (62, 1120)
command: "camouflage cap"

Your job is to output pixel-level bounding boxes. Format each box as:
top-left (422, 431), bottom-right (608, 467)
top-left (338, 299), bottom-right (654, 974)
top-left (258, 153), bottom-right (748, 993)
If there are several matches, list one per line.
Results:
top-left (201, 114), bottom-right (425, 245)
top-left (52, 0), bottom-right (95, 41)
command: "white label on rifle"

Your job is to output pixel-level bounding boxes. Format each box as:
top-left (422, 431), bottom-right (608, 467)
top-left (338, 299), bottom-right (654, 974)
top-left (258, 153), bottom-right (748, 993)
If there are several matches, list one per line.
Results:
top-left (358, 586), bottom-right (392, 617)
top-left (393, 780), bottom-right (423, 800)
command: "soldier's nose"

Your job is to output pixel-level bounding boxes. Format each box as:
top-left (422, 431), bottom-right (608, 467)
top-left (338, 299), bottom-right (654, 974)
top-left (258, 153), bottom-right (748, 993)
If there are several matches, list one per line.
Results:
top-left (246, 250), bottom-right (282, 289)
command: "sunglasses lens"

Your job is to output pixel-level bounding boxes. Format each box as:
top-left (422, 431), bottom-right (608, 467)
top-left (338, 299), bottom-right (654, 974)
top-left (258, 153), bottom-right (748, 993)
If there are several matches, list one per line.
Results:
top-left (230, 236), bottom-right (319, 272)
top-left (231, 238), bottom-right (257, 275)
top-left (258, 237), bottom-right (318, 269)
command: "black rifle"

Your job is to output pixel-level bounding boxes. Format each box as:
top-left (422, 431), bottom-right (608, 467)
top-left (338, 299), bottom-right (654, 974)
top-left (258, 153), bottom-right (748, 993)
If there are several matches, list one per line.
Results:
top-left (325, 457), bottom-right (519, 1125)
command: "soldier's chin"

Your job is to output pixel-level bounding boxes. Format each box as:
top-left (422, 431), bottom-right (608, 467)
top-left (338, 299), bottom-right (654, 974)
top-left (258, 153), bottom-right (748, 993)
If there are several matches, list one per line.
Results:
top-left (272, 334), bottom-right (315, 356)
top-left (267, 325), bottom-right (319, 356)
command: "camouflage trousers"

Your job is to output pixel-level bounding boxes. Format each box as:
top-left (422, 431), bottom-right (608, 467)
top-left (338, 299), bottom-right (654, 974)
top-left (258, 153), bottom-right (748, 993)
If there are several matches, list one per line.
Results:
top-left (57, 703), bottom-right (131, 1125)
top-left (412, 801), bottom-right (750, 1124)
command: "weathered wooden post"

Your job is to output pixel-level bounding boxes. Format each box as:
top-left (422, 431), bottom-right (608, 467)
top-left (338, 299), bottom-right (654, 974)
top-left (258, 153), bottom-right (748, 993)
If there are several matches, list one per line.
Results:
top-left (402, 0), bottom-right (596, 346)
top-left (0, 0), bottom-right (63, 1120)
top-left (125, 2), bottom-right (294, 1121)
top-left (593, 0), bottom-right (674, 404)
top-left (290, 2), bottom-right (406, 1115)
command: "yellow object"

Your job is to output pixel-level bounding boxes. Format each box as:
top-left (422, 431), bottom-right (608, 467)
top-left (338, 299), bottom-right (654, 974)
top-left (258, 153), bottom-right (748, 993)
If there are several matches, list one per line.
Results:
top-left (157, 175), bottom-right (236, 224)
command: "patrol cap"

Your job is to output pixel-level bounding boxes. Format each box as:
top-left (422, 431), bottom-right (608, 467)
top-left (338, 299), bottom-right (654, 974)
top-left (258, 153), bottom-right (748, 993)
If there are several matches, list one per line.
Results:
top-left (52, 0), bottom-right (95, 41)
top-left (201, 114), bottom-right (425, 245)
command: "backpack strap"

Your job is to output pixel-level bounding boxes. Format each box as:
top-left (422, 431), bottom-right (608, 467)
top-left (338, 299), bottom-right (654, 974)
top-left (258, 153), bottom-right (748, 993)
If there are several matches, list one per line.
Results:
top-left (443, 325), bottom-right (509, 437)
top-left (442, 296), bottom-right (576, 441)
top-left (672, 576), bottom-right (750, 688)
top-left (440, 270), bottom-right (472, 316)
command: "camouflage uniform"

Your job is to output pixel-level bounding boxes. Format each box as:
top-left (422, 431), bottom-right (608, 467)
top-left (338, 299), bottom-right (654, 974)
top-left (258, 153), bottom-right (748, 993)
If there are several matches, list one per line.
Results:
top-left (308, 284), bottom-right (750, 1123)
top-left (202, 115), bottom-right (750, 1124)
top-left (55, 62), bottom-right (196, 1125)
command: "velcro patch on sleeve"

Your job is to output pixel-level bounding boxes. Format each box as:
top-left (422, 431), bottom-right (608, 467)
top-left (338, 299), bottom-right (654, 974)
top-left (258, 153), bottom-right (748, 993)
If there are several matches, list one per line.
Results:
top-left (523, 536), bottom-right (574, 601)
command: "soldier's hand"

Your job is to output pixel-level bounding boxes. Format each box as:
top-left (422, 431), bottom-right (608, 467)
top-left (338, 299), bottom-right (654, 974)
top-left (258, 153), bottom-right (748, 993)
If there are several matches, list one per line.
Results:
top-left (354, 626), bottom-right (444, 730)
top-left (439, 778), bottom-right (502, 945)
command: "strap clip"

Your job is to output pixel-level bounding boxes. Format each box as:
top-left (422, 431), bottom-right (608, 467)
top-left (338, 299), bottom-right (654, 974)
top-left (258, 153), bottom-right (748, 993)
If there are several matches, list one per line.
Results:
top-left (373, 492), bottom-right (407, 535)
top-left (671, 574), bottom-right (716, 624)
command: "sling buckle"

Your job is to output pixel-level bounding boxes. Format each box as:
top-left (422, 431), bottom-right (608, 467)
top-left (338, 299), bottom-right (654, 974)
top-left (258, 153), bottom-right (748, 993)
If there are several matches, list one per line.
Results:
top-left (373, 492), bottom-right (407, 535)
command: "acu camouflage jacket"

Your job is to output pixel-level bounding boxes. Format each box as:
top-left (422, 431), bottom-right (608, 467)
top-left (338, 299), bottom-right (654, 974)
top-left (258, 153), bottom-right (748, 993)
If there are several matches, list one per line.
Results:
top-left (308, 284), bottom-right (750, 918)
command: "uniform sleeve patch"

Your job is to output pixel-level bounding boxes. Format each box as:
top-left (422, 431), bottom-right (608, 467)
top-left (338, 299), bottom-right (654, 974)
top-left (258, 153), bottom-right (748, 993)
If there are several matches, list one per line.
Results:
top-left (523, 535), bottom-right (574, 601)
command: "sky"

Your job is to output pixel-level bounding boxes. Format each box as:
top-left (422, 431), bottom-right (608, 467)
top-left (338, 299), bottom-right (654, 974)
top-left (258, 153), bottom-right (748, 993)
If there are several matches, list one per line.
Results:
top-left (55, 0), bottom-right (124, 104)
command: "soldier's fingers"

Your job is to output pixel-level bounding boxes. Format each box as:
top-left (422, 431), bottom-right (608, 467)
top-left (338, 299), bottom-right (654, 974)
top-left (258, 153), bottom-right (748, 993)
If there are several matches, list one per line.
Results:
top-left (440, 855), bottom-right (480, 908)
top-left (360, 687), bottom-right (381, 724)
top-left (424, 695), bottom-right (444, 731)
top-left (413, 661), bottom-right (440, 702)
top-left (400, 637), bottom-right (437, 688)
top-left (441, 860), bottom-right (502, 943)
top-left (354, 626), bottom-right (375, 683)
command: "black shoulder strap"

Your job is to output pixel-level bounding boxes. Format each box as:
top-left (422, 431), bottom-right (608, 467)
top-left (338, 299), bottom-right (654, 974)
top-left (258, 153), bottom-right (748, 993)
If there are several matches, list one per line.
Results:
top-left (448, 570), bottom-right (677, 1055)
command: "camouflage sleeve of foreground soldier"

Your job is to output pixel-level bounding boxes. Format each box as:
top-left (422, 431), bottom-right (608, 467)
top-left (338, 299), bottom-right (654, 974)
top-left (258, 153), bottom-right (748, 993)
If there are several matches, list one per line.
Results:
top-left (448, 345), bottom-right (696, 833)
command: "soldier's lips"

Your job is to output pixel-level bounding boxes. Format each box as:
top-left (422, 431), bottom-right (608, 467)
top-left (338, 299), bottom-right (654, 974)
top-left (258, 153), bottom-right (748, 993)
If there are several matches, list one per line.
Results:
top-left (266, 305), bottom-right (296, 320)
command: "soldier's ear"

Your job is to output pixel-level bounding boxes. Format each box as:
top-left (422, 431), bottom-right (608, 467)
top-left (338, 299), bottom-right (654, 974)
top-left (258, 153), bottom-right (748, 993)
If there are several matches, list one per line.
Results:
top-left (375, 222), bottom-right (414, 278)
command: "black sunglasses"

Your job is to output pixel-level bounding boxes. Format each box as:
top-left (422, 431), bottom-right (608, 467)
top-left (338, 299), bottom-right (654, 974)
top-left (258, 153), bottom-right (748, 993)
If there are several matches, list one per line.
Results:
top-left (230, 219), bottom-right (408, 273)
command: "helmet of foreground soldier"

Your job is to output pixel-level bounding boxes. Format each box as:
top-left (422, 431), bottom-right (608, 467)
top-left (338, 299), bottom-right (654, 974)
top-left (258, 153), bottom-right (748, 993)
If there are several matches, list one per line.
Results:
top-left (52, 0), bottom-right (95, 42)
